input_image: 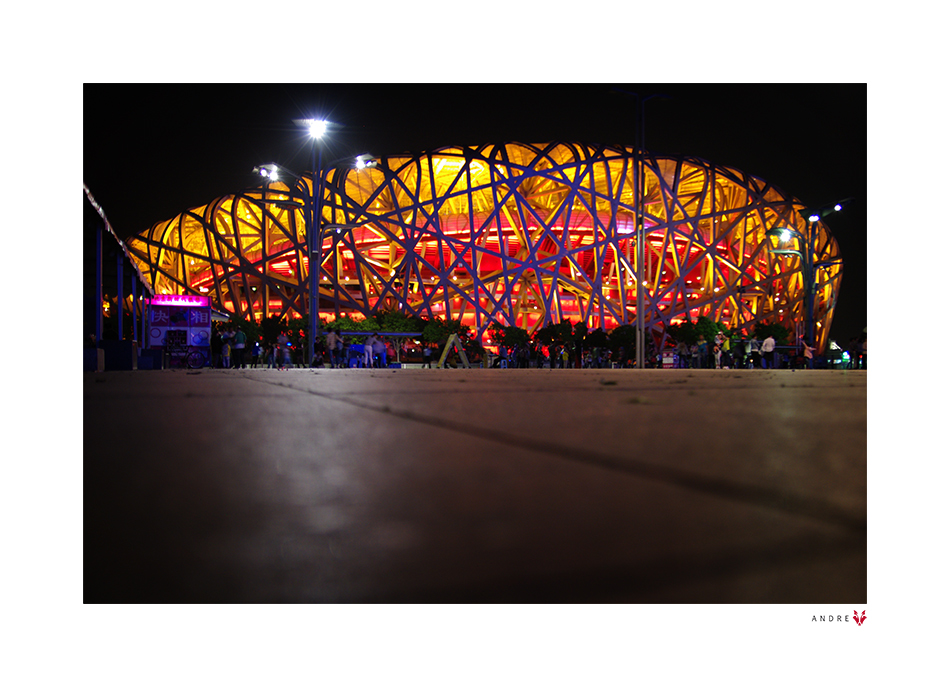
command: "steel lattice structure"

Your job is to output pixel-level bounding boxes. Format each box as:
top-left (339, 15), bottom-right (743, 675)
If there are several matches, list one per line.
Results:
top-left (127, 142), bottom-right (842, 351)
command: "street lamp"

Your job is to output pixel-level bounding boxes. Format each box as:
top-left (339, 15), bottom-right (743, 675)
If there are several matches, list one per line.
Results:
top-left (255, 153), bottom-right (378, 365)
top-left (768, 197), bottom-right (851, 350)
top-left (305, 119), bottom-right (329, 368)
top-left (613, 89), bottom-right (669, 368)
top-left (634, 94), bottom-right (667, 369)
top-left (355, 154), bottom-right (378, 170)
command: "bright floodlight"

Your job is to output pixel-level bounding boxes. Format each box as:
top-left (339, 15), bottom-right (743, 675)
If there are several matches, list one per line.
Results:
top-left (808, 213), bottom-right (821, 222)
top-left (834, 203), bottom-right (843, 212)
top-left (780, 229), bottom-right (792, 242)
top-left (309, 119), bottom-right (328, 139)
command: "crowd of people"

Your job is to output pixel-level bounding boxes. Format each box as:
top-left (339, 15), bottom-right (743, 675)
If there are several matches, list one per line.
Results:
top-left (207, 322), bottom-right (866, 371)
top-left (672, 333), bottom-right (778, 369)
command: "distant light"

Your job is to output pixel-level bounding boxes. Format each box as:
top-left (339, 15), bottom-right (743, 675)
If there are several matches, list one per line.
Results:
top-left (834, 204), bottom-right (843, 212)
top-left (808, 214), bottom-right (820, 222)
top-left (309, 119), bottom-right (328, 139)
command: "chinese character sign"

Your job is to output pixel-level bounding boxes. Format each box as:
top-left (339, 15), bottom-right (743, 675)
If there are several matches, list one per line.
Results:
top-left (148, 300), bottom-right (212, 348)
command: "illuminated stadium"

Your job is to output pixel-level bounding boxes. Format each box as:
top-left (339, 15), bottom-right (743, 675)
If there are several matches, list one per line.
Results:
top-left (126, 142), bottom-right (842, 352)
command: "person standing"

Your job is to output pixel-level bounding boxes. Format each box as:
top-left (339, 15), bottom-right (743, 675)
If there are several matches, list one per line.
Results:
top-left (423, 343), bottom-right (432, 368)
top-left (221, 338), bottom-right (231, 369)
top-left (801, 338), bottom-right (815, 369)
top-left (233, 327), bottom-right (247, 368)
top-left (373, 335), bottom-right (387, 368)
top-left (326, 330), bottom-right (340, 368)
top-left (363, 333), bottom-right (377, 368)
top-left (676, 340), bottom-right (688, 368)
top-left (277, 330), bottom-right (290, 370)
top-left (761, 334), bottom-right (776, 369)
top-left (211, 328), bottom-right (223, 368)
top-left (251, 340), bottom-right (262, 368)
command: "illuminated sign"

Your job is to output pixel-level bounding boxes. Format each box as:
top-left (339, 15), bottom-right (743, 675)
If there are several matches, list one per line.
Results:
top-left (148, 295), bottom-right (212, 349)
top-left (147, 294), bottom-right (211, 307)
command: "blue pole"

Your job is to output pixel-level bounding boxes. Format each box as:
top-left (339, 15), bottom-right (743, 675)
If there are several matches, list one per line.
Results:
top-left (117, 251), bottom-right (124, 340)
top-left (96, 223), bottom-right (103, 344)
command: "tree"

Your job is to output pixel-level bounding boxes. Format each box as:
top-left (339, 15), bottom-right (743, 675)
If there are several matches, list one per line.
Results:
top-left (753, 321), bottom-right (791, 346)
top-left (667, 320), bottom-right (697, 346)
top-left (535, 320), bottom-right (573, 349)
top-left (375, 308), bottom-right (425, 334)
top-left (694, 316), bottom-right (721, 345)
top-left (422, 316), bottom-right (473, 344)
top-left (260, 315), bottom-right (286, 346)
top-left (573, 320), bottom-right (588, 344)
top-left (607, 324), bottom-right (637, 360)
top-left (584, 327), bottom-right (609, 350)
top-left (487, 321), bottom-right (530, 348)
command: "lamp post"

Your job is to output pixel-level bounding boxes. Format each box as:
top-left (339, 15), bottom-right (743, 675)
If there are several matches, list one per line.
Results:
top-left (633, 94), bottom-right (667, 369)
top-left (768, 198), bottom-right (851, 350)
top-left (613, 89), bottom-right (668, 368)
top-left (255, 151), bottom-right (375, 366)
top-left (306, 120), bottom-right (328, 367)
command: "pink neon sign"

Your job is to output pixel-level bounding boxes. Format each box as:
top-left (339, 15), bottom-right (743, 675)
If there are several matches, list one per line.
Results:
top-left (148, 294), bottom-right (210, 307)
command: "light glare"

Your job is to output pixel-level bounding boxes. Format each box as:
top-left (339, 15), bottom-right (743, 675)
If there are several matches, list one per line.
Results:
top-left (309, 119), bottom-right (328, 139)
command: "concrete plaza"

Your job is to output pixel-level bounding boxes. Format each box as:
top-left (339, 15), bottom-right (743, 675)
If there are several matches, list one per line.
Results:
top-left (84, 367), bottom-right (866, 603)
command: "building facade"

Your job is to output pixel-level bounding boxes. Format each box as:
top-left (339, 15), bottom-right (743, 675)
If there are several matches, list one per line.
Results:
top-left (127, 142), bottom-right (842, 351)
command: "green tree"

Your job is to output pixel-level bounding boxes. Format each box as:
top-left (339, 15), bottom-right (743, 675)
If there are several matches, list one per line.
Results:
top-left (753, 321), bottom-right (791, 345)
top-left (260, 315), bottom-right (287, 346)
top-left (667, 320), bottom-right (697, 346)
top-left (584, 327), bottom-right (609, 350)
top-left (324, 314), bottom-right (380, 340)
top-left (534, 320), bottom-right (573, 349)
top-left (607, 324), bottom-right (637, 359)
top-left (375, 308), bottom-right (425, 333)
top-left (422, 316), bottom-right (472, 344)
top-left (571, 321), bottom-right (589, 349)
top-left (487, 321), bottom-right (529, 348)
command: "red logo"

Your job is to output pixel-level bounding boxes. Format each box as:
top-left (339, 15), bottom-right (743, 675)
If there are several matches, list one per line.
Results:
top-left (853, 610), bottom-right (866, 626)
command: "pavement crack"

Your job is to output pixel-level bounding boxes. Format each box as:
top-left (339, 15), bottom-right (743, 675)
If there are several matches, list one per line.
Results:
top-left (245, 374), bottom-right (865, 534)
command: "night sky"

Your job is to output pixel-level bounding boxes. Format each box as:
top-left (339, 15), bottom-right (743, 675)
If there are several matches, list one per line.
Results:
top-left (84, 83), bottom-right (866, 343)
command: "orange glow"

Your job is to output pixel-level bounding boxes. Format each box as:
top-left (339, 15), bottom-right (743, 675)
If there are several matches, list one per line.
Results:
top-left (127, 143), bottom-right (841, 351)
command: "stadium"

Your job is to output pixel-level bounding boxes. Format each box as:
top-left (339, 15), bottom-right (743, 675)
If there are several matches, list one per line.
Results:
top-left (126, 142), bottom-right (842, 352)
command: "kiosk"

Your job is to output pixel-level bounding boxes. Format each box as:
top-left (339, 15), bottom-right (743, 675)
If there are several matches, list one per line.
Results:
top-left (146, 294), bottom-right (212, 368)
